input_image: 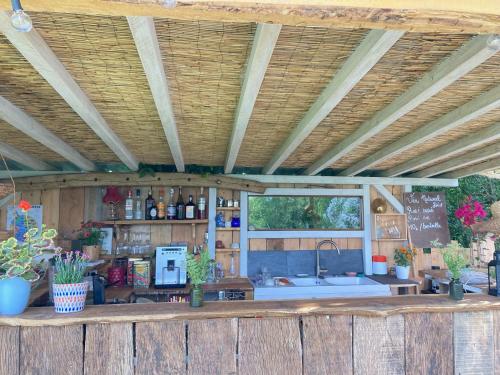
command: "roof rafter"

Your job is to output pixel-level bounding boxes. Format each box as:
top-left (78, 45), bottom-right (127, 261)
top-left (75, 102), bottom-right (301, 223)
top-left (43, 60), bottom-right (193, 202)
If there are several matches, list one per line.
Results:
top-left (224, 23), bottom-right (282, 174)
top-left (263, 29), bottom-right (404, 175)
top-left (340, 85), bottom-right (500, 176)
top-left (127, 16), bottom-right (184, 172)
top-left (304, 34), bottom-right (500, 176)
top-left (0, 12), bottom-right (139, 171)
top-left (383, 122), bottom-right (500, 177)
top-left (439, 156), bottom-right (500, 178)
top-left (0, 96), bottom-right (96, 171)
top-left (0, 141), bottom-right (52, 171)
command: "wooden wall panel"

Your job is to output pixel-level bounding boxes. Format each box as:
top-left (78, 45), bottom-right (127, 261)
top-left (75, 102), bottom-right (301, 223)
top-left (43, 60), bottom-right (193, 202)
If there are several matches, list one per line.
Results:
top-left (238, 317), bottom-right (302, 375)
top-left (405, 312), bottom-right (453, 375)
top-left (188, 318), bottom-right (237, 375)
top-left (302, 315), bottom-right (352, 375)
top-left (136, 321), bottom-right (185, 375)
top-left (454, 311), bottom-right (494, 375)
top-left (353, 315), bottom-right (405, 375)
top-left (0, 326), bottom-right (19, 375)
top-left (41, 189), bottom-right (60, 230)
top-left (58, 187), bottom-right (85, 247)
top-left (20, 325), bottom-right (83, 375)
top-left (21, 190), bottom-right (41, 205)
top-left (84, 323), bottom-right (134, 375)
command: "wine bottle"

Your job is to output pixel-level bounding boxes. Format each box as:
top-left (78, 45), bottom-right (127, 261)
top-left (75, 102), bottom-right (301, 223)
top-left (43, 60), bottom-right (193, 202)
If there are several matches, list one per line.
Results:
top-left (176, 187), bottom-right (185, 220)
top-left (157, 189), bottom-right (165, 220)
top-left (167, 188), bottom-right (176, 220)
top-left (134, 189), bottom-right (142, 220)
top-left (186, 194), bottom-right (196, 219)
top-left (145, 191), bottom-right (155, 220)
top-left (125, 190), bottom-right (134, 220)
top-left (197, 187), bottom-right (206, 220)
top-left (149, 202), bottom-right (158, 220)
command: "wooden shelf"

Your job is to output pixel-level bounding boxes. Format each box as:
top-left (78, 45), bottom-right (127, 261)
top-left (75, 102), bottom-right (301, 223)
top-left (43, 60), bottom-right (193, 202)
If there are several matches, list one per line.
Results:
top-left (100, 219), bottom-right (208, 225)
top-left (216, 207), bottom-right (240, 211)
top-left (101, 253), bottom-right (154, 259)
top-left (216, 248), bottom-right (240, 252)
top-left (216, 227), bottom-right (240, 231)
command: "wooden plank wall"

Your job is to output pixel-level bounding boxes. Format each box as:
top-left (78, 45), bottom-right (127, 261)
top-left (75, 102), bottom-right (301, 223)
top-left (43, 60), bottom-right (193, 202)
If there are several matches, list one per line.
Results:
top-left (1, 310), bottom-right (498, 375)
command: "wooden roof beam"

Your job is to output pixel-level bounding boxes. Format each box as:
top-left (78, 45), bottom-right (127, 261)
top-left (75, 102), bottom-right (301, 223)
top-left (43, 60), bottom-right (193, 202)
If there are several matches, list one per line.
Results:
top-left (0, 12), bottom-right (139, 171)
top-left (305, 34), bottom-right (500, 176)
top-left (439, 156), bottom-right (500, 179)
top-left (0, 96), bottom-right (96, 171)
top-left (263, 29), bottom-right (404, 175)
top-left (225, 23), bottom-right (281, 174)
top-left (128, 16), bottom-right (184, 172)
top-left (340, 85), bottom-right (500, 176)
top-left (383, 122), bottom-right (500, 177)
top-left (0, 141), bottom-right (52, 171)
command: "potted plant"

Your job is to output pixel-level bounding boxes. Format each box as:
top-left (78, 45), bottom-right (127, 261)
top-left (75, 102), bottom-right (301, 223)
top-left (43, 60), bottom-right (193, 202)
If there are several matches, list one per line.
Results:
top-left (0, 200), bottom-right (58, 315)
top-left (393, 245), bottom-right (416, 279)
top-left (186, 248), bottom-right (213, 308)
top-left (440, 241), bottom-right (469, 301)
top-left (52, 251), bottom-right (89, 313)
top-left (76, 221), bottom-right (104, 261)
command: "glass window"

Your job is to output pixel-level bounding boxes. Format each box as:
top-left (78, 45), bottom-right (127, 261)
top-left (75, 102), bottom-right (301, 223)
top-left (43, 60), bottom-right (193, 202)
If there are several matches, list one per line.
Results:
top-left (248, 196), bottom-right (363, 230)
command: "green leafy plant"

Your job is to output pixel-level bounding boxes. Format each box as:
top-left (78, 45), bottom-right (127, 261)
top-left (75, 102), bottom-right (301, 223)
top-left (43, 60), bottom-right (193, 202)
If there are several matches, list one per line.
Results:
top-left (394, 245), bottom-right (417, 267)
top-left (186, 248), bottom-right (213, 287)
top-left (53, 251), bottom-right (89, 284)
top-left (76, 221), bottom-right (104, 246)
top-left (434, 241), bottom-right (469, 280)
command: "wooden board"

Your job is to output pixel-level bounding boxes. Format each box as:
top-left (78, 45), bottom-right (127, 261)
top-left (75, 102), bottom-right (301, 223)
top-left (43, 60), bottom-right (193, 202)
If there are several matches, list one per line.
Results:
top-left (20, 325), bottom-right (83, 375)
top-left (58, 187), bottom-right (85, 246)
top-left (135, 321), bottom-right (186, 375)
top-left (405, 312), bottom-right (453, 375)
top-left (495, 310), bottom-right (500, 374)
top-left (302, 315), bottom-right (352, 375)
top-left (454, 311), bottom-right (494, 375)
top-left (41, 188), bottom-right (60, 229)
top-left (84, 323), bottom-right (134, 375)
top-left (238, 317), bottom-right (302, 375)
top-left (187, 318), bottom-right (238, 375)
top-left (0, 326), bottom-right (19, 375)
top-left (353, 315), bottom-right (404, 375)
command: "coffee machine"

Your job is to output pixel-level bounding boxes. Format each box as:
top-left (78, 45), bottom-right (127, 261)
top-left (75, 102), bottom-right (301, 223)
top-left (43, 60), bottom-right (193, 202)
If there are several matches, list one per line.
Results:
top-left (155, 244), bottom-right (187, 288)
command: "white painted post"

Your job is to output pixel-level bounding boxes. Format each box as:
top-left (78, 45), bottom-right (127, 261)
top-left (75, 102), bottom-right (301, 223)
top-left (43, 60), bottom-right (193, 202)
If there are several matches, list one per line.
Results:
top-left (239, 191), bottom-right (248, 277)
top-left (363, 184), bottom-right (373, 275)
top-left (208, 188), bottom-right (217, 259)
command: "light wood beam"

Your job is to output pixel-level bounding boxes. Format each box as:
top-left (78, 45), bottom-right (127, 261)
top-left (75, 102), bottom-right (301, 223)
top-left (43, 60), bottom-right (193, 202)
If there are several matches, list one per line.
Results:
top-left (0, 171), bottom-right (70, 180)
top-left (372, 184), bottom-right (404, 213)
top-left (0, 12), bottom-right (139, 171)
top-left (409, 143), bottom-right (500, 178)
top-left (224, 23), bottom-right (281, 174)
top-left (340, 85), bottom-right (500, 176)
top-left (0, 96), bottom-right (96, 171)
top-left (439, 156), bottom-right (500, 178)
top-left (0, 0), bottom-right (498, 34)
top-left (263, 29), bottom-right (404, 175)
top-left (305, 34), bottom-right (500, 176)
top-left (127, 16), bottom-right (184, 172)
top-left (383, 122), bottom-right (500, 177)
top-left (0, 142), bottom-right (52, 170)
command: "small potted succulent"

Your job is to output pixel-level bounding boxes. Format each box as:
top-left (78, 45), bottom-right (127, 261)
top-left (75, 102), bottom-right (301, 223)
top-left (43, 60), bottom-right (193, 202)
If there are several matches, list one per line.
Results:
top-left (52, 251), bottom-right (90, 313)
top-left (186, 247), bottom-right (213, 308)
top-left (0, 200), bottom-right (58, 315)
top-left (440, 241), bottom-right (469, 301)
top-left (393, 245), bottom-right (416, 279)
top-left (76, 221), bottom-right (104, 261)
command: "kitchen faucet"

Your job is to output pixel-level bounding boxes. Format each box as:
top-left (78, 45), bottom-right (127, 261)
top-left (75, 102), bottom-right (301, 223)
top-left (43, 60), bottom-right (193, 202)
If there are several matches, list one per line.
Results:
top-left (316, 240), bottom-right (340, 279)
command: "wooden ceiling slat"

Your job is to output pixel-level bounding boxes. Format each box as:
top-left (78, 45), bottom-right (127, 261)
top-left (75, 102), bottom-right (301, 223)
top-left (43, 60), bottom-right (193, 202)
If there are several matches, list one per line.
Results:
top-left (0, 141), bottom-right (52, 170)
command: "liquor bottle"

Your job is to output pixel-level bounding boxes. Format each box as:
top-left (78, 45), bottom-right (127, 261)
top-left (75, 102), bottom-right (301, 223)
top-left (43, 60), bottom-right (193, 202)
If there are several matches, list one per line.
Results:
top-left (176, 187), bottom-right (185, 220)
top-left (134, 189), bottom-right (142, 220)
top-left (185, 194), bottom-right (196, 219)
top-left (145, 191), bottom-right (155, 220)
top-left (125, 190), bottom-right (134, 220)
top-left (157, 189), bottom-right (166, 220)
top-left (167, 188), bottom-right (176, 220)
top-left (149, 202), bottom-right (158, 220)
top-left (197, 187), bottom-right (206, 220)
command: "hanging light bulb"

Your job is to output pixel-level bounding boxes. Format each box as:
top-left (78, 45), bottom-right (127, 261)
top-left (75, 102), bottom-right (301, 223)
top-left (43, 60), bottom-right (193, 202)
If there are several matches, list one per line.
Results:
top-left (10, 0), bottom-right (32, 33)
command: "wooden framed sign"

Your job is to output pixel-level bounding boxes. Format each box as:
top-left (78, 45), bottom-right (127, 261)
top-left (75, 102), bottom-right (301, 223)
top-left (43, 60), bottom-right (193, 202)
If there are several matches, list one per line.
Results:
top-left (403, 192), bottom-right (450, 248)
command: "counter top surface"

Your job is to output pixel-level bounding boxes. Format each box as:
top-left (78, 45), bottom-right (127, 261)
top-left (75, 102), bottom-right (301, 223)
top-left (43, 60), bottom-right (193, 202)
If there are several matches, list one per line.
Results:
top-left (4, 294), bottom-right (500, 327)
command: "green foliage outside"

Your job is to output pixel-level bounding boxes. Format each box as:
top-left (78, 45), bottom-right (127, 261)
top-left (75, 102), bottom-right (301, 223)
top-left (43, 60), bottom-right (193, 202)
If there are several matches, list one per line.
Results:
top-left (186, 248), bottom-right (213, 286)
top-left (414, 175), bottom-right (500, 247)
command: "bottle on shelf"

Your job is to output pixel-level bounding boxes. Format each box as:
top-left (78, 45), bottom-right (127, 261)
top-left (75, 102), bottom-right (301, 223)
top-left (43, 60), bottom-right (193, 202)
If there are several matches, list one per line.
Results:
top-left (197, 187), bottom-right (206, 220)
top-left (176, 187), bottom-right (185, 220)
top-left (186, 194), bottom-right (196, 220)
top-left (149, 201), bottom-right (158, 220)
top-left (157, 189), bottom-right (166, 220)
top-left (167, 188), bottom-right (176, 220)
top-left (145, 191), bottom-right (155, 220)
top-left (134, 189), bottom-right (142, 220)
top-left (125, 190), bottom-right (134, 220)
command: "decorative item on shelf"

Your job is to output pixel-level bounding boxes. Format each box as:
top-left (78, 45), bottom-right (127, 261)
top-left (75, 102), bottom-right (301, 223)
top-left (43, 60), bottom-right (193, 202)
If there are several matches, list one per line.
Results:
top-left (371, 198), bottom-right (387, 214)
top-left (217, 196), bottom-right (225, 208)
top-left (233, 199), bottom-right (239, 208)
top-left (216, 212), bottom-right (225, 228)
top-left (225, 221), bottom-right (232, 228)
top-left (76, 221), bottom-right (104, 261)
top-left (52, 250), bottom-right (89, 313)
top-left (103, 186), bottom-right (124, 220)
top-left (108, 266), bottom-right (126, 287)
top-left (393, 245), bottom-right (416, 280)
top-left (434, 240), bottom-right (469, 301)
top-left (230, 242), bottom-right (240, 249)
top-left (227, 199), bottom-right (234, 207)
top-left (186, 247), bottom-right (213, 308)
top-left (231, 213), bottom-right (240, 228)
top-left (0, 200), bottom-right (58, 315)
top-left (215, 240), bottom-right (224, 249)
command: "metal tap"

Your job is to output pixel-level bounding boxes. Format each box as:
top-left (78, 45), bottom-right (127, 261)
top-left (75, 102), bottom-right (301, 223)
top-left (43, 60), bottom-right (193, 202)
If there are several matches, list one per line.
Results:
top-left (315, 240), bottom-right (340, 279)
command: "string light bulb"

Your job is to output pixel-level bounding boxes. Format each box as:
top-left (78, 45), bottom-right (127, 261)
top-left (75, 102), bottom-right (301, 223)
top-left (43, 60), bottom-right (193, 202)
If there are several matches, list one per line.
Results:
top-left (10, 0), bottom-right (32, 33)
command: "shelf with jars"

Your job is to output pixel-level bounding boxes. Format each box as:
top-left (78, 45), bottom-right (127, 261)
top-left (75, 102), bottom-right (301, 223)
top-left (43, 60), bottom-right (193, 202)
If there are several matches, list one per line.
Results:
top-left (101, 219), bottom-right (208, 225)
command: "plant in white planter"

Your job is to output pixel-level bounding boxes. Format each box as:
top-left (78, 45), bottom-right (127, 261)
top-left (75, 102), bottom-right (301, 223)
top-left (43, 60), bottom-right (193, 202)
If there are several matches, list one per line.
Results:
top-left (0, 200), bottom-right (58, 315)
top-left (393, 245), bottom-right (416, 280)
top-left (52, 251), bottom-right (90, 313)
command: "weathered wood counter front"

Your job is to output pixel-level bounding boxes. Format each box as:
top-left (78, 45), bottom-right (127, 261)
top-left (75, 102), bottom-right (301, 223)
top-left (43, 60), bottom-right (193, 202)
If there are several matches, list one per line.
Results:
top-left (1, 295), bottom-right (500, 375)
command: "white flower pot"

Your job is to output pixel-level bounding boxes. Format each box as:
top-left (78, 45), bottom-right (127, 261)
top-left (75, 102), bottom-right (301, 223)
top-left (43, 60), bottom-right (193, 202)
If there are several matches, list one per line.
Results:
top-left (395, 265), bottom-right (410, 280)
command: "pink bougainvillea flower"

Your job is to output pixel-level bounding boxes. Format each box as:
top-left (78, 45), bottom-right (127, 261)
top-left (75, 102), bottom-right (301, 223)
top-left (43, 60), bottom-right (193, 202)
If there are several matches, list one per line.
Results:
top-left (455, 196), bottom-right (487, 227)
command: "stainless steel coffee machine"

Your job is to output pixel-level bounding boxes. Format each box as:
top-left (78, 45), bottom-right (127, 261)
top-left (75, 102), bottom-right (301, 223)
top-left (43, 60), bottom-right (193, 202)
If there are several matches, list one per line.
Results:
top-left (155, 244), bottom-right (187, 288)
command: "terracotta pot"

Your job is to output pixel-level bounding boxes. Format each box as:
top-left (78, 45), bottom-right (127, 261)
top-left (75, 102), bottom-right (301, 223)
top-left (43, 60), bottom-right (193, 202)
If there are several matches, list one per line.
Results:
top-left (83, 245), bottom-right (101, 261)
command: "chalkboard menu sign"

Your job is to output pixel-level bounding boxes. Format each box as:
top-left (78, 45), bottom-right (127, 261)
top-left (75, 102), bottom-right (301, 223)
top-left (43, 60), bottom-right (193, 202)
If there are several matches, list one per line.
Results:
top-left (403, 192), bottom-right (450, 248)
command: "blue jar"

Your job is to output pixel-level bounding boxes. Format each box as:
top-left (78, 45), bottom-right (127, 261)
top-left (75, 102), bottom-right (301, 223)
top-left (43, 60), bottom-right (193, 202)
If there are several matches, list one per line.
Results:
top-left (216, 212), bottom-right (225, 228)
top-left (231, 214), bottom-right (240, 228)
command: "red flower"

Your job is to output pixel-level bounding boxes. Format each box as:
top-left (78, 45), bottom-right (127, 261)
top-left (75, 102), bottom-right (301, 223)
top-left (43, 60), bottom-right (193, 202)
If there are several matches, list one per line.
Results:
top-left (18, 200), bottom-right (32, 212)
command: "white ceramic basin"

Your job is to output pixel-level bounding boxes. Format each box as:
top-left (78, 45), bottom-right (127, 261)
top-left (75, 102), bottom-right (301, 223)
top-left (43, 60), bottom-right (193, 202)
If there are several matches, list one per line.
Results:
top-left (323, 276), bottom-right (379, 286)
top-left (288, 277), bottom-right (329, 286)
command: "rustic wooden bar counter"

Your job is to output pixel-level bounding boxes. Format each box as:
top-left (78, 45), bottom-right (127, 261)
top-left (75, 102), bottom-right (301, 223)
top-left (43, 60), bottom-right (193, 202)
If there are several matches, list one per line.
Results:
top-left (1, 295), bottom-right (500, 375)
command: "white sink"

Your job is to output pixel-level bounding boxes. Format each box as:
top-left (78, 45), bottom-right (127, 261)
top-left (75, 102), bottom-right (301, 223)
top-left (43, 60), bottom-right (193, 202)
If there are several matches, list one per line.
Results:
top-left (288, 277), bottom-right (329, 286)
top-left (324, 276), bottom-right (379, 286)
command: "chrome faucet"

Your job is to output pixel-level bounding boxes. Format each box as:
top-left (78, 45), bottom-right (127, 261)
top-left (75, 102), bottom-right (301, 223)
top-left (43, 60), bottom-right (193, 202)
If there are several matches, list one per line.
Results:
top-left (316, 240), bottom-right (340, 279)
